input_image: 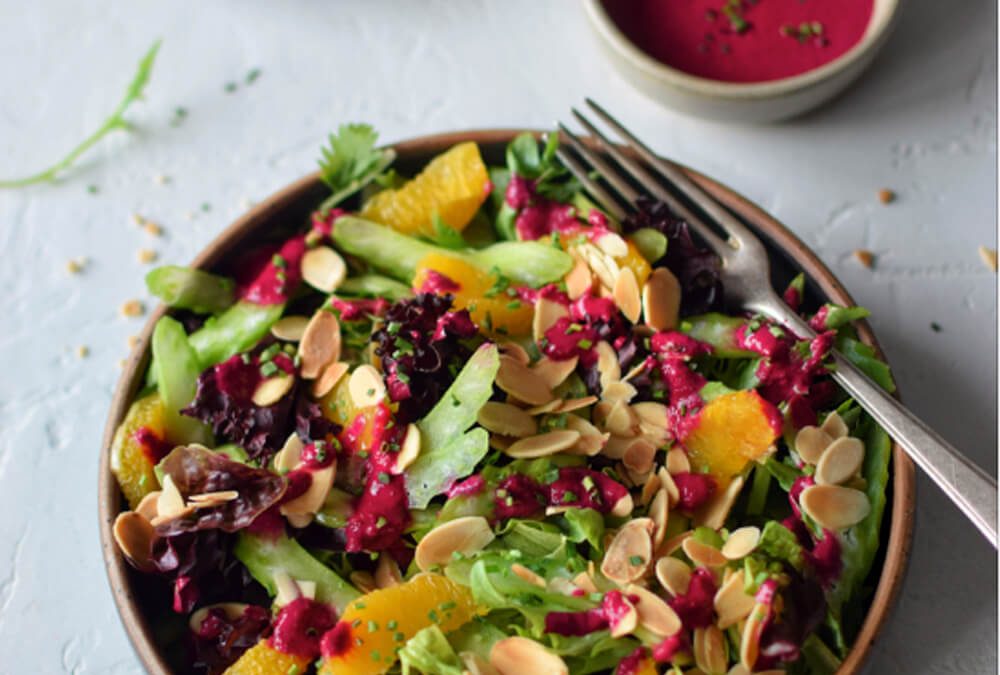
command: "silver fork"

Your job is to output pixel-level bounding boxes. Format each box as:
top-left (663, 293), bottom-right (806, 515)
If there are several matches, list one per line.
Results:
top-left (555, 98), bottom-right (997, 548)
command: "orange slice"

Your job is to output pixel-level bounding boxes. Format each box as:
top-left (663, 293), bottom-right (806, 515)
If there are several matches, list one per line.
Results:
top-left (110, 393), bottom-right (167, 509)
top-left (222, 640), bottom-right (310, 675)
top-left (360, 142), bottom-right (489, 237)
top-left (683, 390), bottom-right (781, 484)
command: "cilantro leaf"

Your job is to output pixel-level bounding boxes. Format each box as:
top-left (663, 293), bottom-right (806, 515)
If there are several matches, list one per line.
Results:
top-left (317, 123), bottom-right (395, 210)
top-left (0, 40), bottom-right (161, 188)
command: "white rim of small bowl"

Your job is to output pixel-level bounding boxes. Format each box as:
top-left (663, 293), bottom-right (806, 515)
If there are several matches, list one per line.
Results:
top-left (585, 0), bottom-right (901, 100)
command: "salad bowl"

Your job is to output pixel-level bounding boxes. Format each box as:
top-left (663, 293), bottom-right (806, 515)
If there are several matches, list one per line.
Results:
top-left (99, 129), bottom-right (915, 674)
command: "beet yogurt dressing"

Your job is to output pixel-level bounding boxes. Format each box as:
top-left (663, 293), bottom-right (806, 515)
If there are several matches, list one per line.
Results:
top-left (603, 0), bottom-right (874, 83)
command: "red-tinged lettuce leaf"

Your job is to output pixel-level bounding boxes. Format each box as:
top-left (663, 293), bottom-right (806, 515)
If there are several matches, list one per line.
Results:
top-left (190, 604), bottom-right (272, 674)
top-left (155, 445), bottom-right (286, 536)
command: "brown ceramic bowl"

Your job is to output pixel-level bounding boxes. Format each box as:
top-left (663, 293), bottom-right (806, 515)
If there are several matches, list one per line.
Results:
top-left (99, 129), bottom-right (915, 674)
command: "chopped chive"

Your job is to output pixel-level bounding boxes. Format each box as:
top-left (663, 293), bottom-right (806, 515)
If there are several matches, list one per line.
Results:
top-left (387, 620), bottom-right (398, 630)
top-left (629, 555), bottom-right (644, 565)
top-left (368, 620), bottom-right (379, 632)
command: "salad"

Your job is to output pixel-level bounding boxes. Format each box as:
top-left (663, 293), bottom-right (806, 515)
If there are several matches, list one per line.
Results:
top-left (110, 127), bottom-right (894, 675)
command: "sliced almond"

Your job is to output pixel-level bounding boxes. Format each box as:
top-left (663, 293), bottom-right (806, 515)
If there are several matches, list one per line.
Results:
top-left (526, 399), bottom-right (564, 415)
top-left (533, 355), bottom-right (579, 389)
top-left (658, 466), bottom-right (680, 506)
top-left (665, 447), bottom-right (691, 475)
top-left (642, 267), bottom-right (682, 331)
top-left (489, 434), bottom-right (515, 451)
top-left (594, 341), bottom-right (621, 391)
top-left (281, 463), bottom-right (336, 516)
top-left (556, 396), bottom-right (598, 414)
top-left (602, 434), bottom-right (635, 460)
top-left (602, 380), bottom-right (638, 404)
top-left (311, 360), bottom-right (349, 398)
top-left (815, 436), bottom-right (865, 485)
top-left (299, 310), bottom-right (341, 379)
top-left (794, 425), bottom-right (833, 464)
top-left (655, 556), bottom-right (692, 596)
top-left (623, 438), bottom-right (657, 475)
top-left (394, 423), bottom-right (422, 473)
top-left (722, 526), bottom-right (761, 560)
top-left (498, 341), bottom-right (530, 366)
top-left (632, 402), bottom-right (669, 429)
top-left (682, 537), bottom-right (727, 568)
top-left (820, 411), bottom-right (849, 439)
top-left (490, 637), bottom-right (568, 675)
top-left (610, 491), bottom-right (635, 518)
top-left (504, 430), bottom-right (581, 458)
top-left (625, 583), bottom-right (681, 637)
top-left (658, 529), bottom-right (693, 557)
top-left (605, 400), bottom-right (639, 437)
top-left (741, 602), bottom-right (769, 671)
top-left (301, 246), bottom-right (347, 292)
top-left (567, 432), bottom-right (607, 457)
top-left (188, 602), bottom-right (249, 633)
top-left (694, 624), bottom-right (727, 675)
top-left (600, 518), bottom-right (653, 584)
top-left (348, 364), bottom-right (385, 408)
top-left (714, 569), bottom-right (756, 629)
top-left (800, 484), bottom-right (870, 530)
top-left (608, 594), bottom-right (639, 638)
top-left (596, 232), bottom-right (629, 258)
top-left (274, 433), bottom-right (305, 474)
top-left (572, 570), bottom-right (599, 594)
top-left (349, 570), bottom-right (377, 594)
top-left (270, 315), bottom-right (310, 342)
top-left (577, 242), bottom-right (619, 290)
top-left (188, 490), bottom-right (239, 508)
top-left (533, 297), bottom-right (569, 344)
top-left (565, 257), bottom-right (593, 300)
top-left (157, 475), bottom-right (186, 519)
top-left (692, 475), bottom-right (744, 530)
top-left (415, 516), bottom-right (495, 571)
top-left (285, 512), bottom-right (314, 529)
top-left (478, 402), bottom-right (538, 438)
top-left (511, 563), bottom-right (546, 588)
top-left (613, 267), bottom-right (642, 323)
top-left (375, 554), bottom-right (403, 589)
top-left (649, 488), bottom-right (670, 547)
top-left (135, 491), bottom-right (160, 521)
top-left (497, 355), bottom-right (553, 406)
top-left (113, 511), bottom-right (156, 569)
top-left (253, 374), bottom-right (294, 407)
top-left (622, 358), bottom-right (651, 383)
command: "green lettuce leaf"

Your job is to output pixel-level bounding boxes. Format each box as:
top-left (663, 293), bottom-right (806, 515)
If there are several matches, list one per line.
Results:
top-left (399, 625), bottom-right (464, 675)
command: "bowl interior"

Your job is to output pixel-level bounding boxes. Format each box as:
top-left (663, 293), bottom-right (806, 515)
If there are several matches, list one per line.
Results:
top-left (99, 130), bottom-right (914, 675)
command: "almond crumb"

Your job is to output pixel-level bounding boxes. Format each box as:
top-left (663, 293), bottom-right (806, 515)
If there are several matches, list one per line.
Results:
top-left (76, 345), bottom-right (90, 358)
top-left (127, 335), bottom-right (141, 350)
top-left (877, 188), bottom-right (895, 204)
top-left (137, 248), bottom-right (158, 264)
top-left (131, 213), bottom-right (145, 226)
top-left (143, 222), bottom-right (164, 237)
top-left (978, 246), bottom-right (997, 272)
top-left (853, 249), bottom-right (875, 269)
top-left (121, 299), bottom-right (145, 318)
top-left (66, 257), bottom-right (88, 274)
top-left (153, 173), bottom-right (170, 185)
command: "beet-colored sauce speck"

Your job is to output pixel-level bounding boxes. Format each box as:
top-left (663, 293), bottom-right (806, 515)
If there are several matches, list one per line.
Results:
top-left (616, 646), bottom-right (649, 675)
top-left (329, 297), bottom-right (390, 321)
top-left (320, 620), bottom-right (353, 658)
top-left (269, 597), bottom-right (336, 658)
top-left (237, 235), bottom-right (307, 305)
top-left (668, 567), bottom-right (716, 630)
top-left (494, 474), bottom-right (547, 520)
top-left (446, 474), bottom-right (486, 498)
top-left (133, 426), bottom-right (172, 464)
top-left (652, 631), bottom-right (690, 663)
top-left (672, 472), bottom-right (717, 511)
top-left (548, 467), bottom-right (628, 514)
top-left (651, 331), bottom-right (712, 441)
top-left (417, 269), bottom-right (461, 294)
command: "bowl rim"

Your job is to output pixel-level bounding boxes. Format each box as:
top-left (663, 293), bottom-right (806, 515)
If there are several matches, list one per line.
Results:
top-left (98, 128), bottom-right (915, 675)
top-left (583, 0), bottom-right (902, 100)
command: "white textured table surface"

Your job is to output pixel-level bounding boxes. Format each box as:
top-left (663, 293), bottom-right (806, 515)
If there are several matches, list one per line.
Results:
top-left (0, 1), bottom-right (995, 672)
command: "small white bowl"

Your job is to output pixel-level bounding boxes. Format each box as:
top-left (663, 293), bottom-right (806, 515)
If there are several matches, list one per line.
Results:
top-left (585, 0), bottom-right (902, 123)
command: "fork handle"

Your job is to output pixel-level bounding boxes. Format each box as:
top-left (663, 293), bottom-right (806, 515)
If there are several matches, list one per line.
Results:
top-left (764, 299), bottom-right (998, 548)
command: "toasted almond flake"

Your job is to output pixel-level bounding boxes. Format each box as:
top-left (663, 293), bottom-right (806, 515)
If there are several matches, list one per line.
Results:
top-left (252, 374), bottom-right (294, 407)
top-left (592, 400), bottom-right (613, 428)
top-left (120, 299), bottom-right (145, 318)
top-left (794, 425), bottom-right (833, 464)
top-left (655, 556), bottom-right (692, 596)
top-left (877, 188), bottom-right (896, 204)
top-left (526, 399), bottom-right (564, 415)
top-left (694, 625), bottom-right (727, 674)
top-left (609, 595), bottom-right (639, 638)
top-left (727, 665), bottom-right (750, 675)
top-left (137, 248), bottom-right (158, 264)
top-left (273, 570), bottom-right (300, 607)
top-left (311, 360), bottom-right (349, 398)
top-left (639, 424), bottom-right (670, 447)
top-left (271, 315), bottom-right (310, 341)
top-left (488, 434), bottom-right (515, 451)
top-left (596, 232), bottom-right (629, 258)
top-left (693, 476), bottom-right (745, 530)
top-left (800, 484), bottom-right (871, 530)
top-left (301, 246), bottom-right (347, 292)
top-left (66, 258), bottom-right (86, 274)
top-left (625, 583), bottom-right (681, 636)
top-left (188, 490), bottom-right (240, 509)
top-left (113, 511), bottom-right (156, 569)
top-left (853, 249), bottom-right (875, 268)
top-left (299, 310), bottom-right (341, 379)
top-left (572, 571), bottom-right (599, 594)
top-left (623, 438), bottom-right (657, 474)
top-left (682, 537), bottom-right (727, 568)
top-left (979, 245), bottom-right (998, 272)
top-left (556, 396), bottom-right (598, 414)
top-left (281, 463), bottom-right (336, 515)
top-left (623, 464), bottom-right (652, 488)
top-left (375, 554), bottom-right (403, 589)
top-left (394, 424), bottom-right (421, 473)
top-left (658, 529), bottom-right (692, 557)
top-left (577, 242), bottom-right (619, 290)
top-left (815, 436), bottom-right (864, 485)
top-left (136, 491), bottom-right (160, 520)
top-left (504, 430), bottom-right (581, 458)
top-left (657, 466), bottom-right (681, 506)
top-left (642, 268), bottom-right (682, 331)
top-left (497, 355), bottom-right (553, 406)
top-left (601, 518), bottom-right (653, 584)
top-left (274, 433), bottom-right (305, 473)
top-left (143, 221), bottom-right (163, 237)
top-left (722, 526), bottom-right (761, 560)
top-left (610, 491), bottom-right (635, 518)
top-left (605, 400), bottom-right (638, 437)
top-left (349, 570), bottom-right (377, 594)
top-left (741, 602), bottom-right (769, 670)
top-left (714, 569), bottom-right (756, 629)
top-left (127, 335), bottom-right (141, 350)
top-left (284, 513), bottom-right (313, 529)
top-left (511, 563), bottom-right (546, 588)
top-left (594, 341), bottom-right (621, 391)
top-left (75, 345), bottom-right (90, 358)
top-left (415, 516), bottom-right (495, 571)
top-left (632, 402), bottom-right (669, 429)
top-left (490, 637), bottom-right (568, 675)
top-left (532, 355), bottom-right (579, 389)
top-left (613, 266), bottom-right (642, 323)
top-left (602, 434), bottom-right (635, 460)
top-left (820, 411), bottom-right (849, 439)
top-left (157, 475), bottom-right (186, 518)
top-left (602, 380), bottom-right (638, 404)
top-left (665, 448), bottom-right (691, 475)
top-left (639, 472), bottom-right (661, 506)
top-left (497, 341), bottom-right (531, 366)
top-left (565, 418), bottom-right (607, 457)
top-left (565, 257), bottom-right (593, 300)
top-left (478, 402), bottom-right (538, 438)
top-left (649, 488), bottom-right (670, 547)
top-left (622, 358), bottom-right (651, 383)
top-left (188, 602), bottom-right (248, 633)
top-left (348, 364), bottom-right (385, 408)
top-left (533, 297), bottom-right (569, 344)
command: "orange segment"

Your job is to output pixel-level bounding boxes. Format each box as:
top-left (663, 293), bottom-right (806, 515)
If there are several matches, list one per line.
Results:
top-left (222, 640), bottom-right (310, 675)
top-left (683, 390), bottom-right (781, 484)
top-left (413, 252), bottom-right (533, 337)
top-left (616, 239), bottom-right (652, 287)
top-left (110, 393), bottom-right (166, 509)
top-left (360, 142), bottom-right (489, 237)
top-left (319, 573), bottom-right (478, 675)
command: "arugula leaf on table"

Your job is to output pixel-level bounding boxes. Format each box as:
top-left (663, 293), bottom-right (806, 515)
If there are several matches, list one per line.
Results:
top-left (317, 123), bottom-right (396, 210)
top-left (0, 41), bottom-right (161, 188)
